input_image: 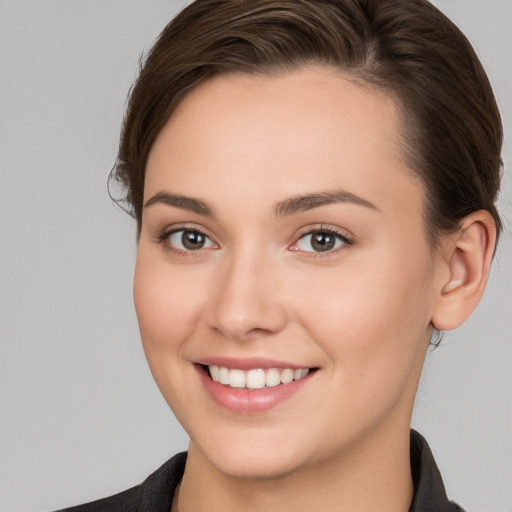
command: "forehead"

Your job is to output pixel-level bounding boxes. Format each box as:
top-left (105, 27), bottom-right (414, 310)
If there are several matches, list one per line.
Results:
top-left (145, 66), bottom-right (422, 220)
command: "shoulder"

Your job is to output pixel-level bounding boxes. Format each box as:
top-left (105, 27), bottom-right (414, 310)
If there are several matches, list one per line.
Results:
top-left (55, 452), bottom-right (187, 512)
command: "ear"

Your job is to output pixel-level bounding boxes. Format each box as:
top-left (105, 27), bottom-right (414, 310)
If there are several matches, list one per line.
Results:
top-left (431, 210), bottom-right (497, 331)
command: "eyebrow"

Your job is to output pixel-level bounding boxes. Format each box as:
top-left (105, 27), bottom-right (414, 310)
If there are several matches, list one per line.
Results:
top-left (144, 191), bottom-right (215, 217)
top-left (144, 188), bottom-right (378, 218)
top-left (273, 190), bottom-right (379, 217)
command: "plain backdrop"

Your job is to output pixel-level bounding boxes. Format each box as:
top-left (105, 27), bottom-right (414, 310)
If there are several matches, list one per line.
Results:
top-left (0, 1), bottom-right (511, 511)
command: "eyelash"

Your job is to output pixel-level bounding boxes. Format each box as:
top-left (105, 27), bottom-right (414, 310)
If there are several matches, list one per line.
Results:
top-left (291, 226), bottom-right (353, 257)
top-left (155, 225), bottom-right (353, 257)
top-left (156, 227), bottom-right (217, 257)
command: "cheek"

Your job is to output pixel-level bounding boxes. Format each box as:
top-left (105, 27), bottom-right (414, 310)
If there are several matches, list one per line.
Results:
top-left (298, 256), bottom-right (430, 332)
top-left (286, 255), bottom-right (433, 449)
top-left (132, 251), bottom-right (215, 425)
top-left (133, 250), bottom-right (206, 366)
top-left (292, 248), bottom-right (434, 387)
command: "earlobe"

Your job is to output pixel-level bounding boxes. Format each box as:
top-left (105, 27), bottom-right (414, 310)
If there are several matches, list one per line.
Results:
top-left (431, 210), bottom-right (496, 331)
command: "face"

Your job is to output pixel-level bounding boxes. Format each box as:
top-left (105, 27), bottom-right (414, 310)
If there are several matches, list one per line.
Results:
top-left (134, 67), bottom-right (439, 480)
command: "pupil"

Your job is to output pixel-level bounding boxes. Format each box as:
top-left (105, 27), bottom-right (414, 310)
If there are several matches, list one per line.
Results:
top-left (311, 232), bottom-right (335, 252)
top-left (182, 231), bottom-right (205, 250)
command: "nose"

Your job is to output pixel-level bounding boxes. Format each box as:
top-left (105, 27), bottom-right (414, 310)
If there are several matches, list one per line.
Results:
top-left (205, 249), bottom-right (288, 341)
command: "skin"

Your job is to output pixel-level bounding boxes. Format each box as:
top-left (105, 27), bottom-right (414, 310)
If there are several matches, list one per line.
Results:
top-left (134, 66), bottom-right (495, 512)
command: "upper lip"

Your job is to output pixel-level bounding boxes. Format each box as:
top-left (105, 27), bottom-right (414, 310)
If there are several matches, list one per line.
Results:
top-left (195, 357), bottom-right (314, 371)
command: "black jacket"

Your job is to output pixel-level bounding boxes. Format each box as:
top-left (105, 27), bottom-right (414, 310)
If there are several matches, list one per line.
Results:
top-left (57, 430), bottom-right (465, 511)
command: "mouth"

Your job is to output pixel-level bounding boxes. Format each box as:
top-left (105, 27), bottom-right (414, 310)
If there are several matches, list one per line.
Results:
top-left (195, 358), bottom-right (318, 413)
top-left (202, 364), bottom-right (314, 390)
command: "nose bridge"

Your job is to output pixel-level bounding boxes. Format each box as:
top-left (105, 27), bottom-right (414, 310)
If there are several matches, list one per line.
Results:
top-left (206, 244), bottom-right (286, 340)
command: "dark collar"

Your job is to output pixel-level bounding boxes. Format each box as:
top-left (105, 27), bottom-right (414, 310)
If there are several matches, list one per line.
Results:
top-left (409, 429), bottom-right (465, 512)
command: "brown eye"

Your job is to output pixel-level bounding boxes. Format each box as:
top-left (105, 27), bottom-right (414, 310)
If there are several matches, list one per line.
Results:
top-left (168, 229), bottom-right (216, 251)
top-left (182, 230), bottom-right (205, 249)
top-left (311, 232), bottom-right (336, 252)
top-left (294, 230), bottom-right (348, 253)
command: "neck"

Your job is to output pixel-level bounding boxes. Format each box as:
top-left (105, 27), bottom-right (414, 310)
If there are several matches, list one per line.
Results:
top-left (175, 421), bottom-right (414, 512)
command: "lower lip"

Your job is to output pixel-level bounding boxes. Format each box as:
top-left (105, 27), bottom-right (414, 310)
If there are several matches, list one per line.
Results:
top-left (196, 365), bottom-right (313, 414)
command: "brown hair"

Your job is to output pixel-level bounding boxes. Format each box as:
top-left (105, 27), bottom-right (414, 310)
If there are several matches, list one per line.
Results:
top-left (112, 0), bottom-right (502, 245)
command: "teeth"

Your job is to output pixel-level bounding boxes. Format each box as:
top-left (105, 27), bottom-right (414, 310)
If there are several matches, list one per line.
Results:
top-left (246, 369), bottom-right (266, 389)
top-left (229, 369), bottom-right (246, 388)
top-left (209, 365), bottom-right (220, 382)
top-left (208, 365), bottom-right (310, 389)
top-left (219, 366), bottom-right (230, 385)
top-left (280, 368), bottom-right (294, 384)
top-left (265, 368), bottom-right (281, 387)
top-left (294, 368), bottom-right (309, 380)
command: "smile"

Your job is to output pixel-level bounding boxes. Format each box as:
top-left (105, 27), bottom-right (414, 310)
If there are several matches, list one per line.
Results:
top-left (196, 362), bottom-right (317, 413)
top-left (208, 365), bottom-right (310, 390)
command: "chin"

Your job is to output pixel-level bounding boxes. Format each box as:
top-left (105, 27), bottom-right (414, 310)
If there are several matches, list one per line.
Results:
top-left (206, 449), bottom-right (309, 481)
top-left (189, 426), bottom-right (316, 481)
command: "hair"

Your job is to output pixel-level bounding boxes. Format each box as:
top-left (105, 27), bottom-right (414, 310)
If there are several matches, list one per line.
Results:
top-left (111, 0), bottom-right (502, 247)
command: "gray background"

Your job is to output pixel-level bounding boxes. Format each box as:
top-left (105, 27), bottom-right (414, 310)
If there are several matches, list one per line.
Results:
top-left (0, 1), bottom-right (510, 511)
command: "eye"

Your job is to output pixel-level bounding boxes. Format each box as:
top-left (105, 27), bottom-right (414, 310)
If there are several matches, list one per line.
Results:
top-left (293, 229), bottom-right (349, 253)
top-left (167, 229), bottom-right (217, 251)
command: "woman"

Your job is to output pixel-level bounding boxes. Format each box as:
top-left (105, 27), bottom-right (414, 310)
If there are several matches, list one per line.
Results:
top-left (58, 0), bottom-right (502, 510)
